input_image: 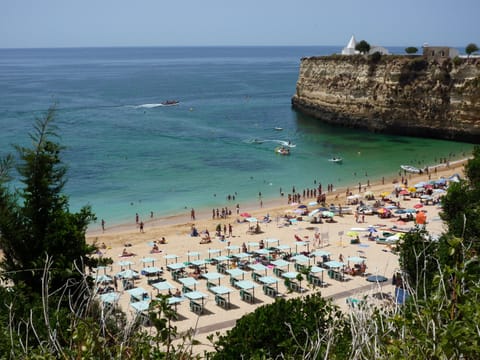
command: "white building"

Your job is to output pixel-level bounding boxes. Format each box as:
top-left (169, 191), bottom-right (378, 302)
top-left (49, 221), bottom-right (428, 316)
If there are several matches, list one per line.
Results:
top-left (341, 35), bottom-right (359, 55)
top-left (369, 46), bottom-right (390, 55)
top-left (342, 35), bottom-right (390, 56)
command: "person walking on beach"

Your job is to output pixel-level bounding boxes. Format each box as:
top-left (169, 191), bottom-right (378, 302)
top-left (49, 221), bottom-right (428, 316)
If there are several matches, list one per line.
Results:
top-left (228, 223), bottom-right (233, 237)
top-left (101, 219), bottom-right (105, 232)
top-left (135, 213), bottom-right (139, 224)
top-left (139, 221), bottom-right (144, 233)
top-left (191, 208), bottom-right (196, 220)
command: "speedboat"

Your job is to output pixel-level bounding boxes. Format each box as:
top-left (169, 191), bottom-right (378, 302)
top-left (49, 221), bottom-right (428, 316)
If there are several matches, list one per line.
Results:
top-left (161, 100), bottom-right (179, 106)
top-left (400, 165), bottom-right (421, 174)
top-left (274, 127), bottom-right (283, 131)
top-left (328, 157), bottom-right (343, 164)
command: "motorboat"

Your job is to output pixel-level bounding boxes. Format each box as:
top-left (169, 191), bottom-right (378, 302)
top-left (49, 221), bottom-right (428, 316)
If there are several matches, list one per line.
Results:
top-left (328, 157), bottom-right (343, 164)
top-left (161, 100), bottom-right (179, 106)
top-left (275, 147), bottom-right (290, 155)
top-left (400, 165), bottom-right (421, 174)
top-left (274, 127), bottom-right (283, 131)
top-left (329, 206), bottom-right (353, 215)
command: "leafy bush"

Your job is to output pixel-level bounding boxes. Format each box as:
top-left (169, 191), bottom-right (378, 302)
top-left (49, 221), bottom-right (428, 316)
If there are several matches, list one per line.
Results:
top-left (208, 294), bottom-right (351, 359)
top-left (405, 46), bottom-right (418, 54)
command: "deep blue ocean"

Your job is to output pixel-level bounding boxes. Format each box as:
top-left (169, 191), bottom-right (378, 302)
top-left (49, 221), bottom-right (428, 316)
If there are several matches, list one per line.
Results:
top-left (0, 46), bottom-right (474, 230)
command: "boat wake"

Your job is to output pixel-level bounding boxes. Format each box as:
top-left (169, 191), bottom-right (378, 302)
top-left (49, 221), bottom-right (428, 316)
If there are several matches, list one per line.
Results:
top-left (133, 103), bottom-right (166, 109)
top-left (246, 138), bottom-right (296, 148)
top-left (131, 100), bottom-right (179, 109)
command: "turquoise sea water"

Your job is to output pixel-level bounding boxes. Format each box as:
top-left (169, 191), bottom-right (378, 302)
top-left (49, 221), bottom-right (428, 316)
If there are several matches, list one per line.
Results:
top-left (0, 46), bottom-right (475, 229)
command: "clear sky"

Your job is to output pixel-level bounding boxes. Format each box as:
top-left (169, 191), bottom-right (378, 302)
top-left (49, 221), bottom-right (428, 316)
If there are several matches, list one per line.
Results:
top-left (1, 0), bottom-right (478, 48)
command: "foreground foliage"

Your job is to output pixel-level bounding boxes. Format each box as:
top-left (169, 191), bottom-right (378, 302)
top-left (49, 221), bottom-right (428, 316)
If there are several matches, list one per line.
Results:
top-left (208, 294), bottom-right (351, 359)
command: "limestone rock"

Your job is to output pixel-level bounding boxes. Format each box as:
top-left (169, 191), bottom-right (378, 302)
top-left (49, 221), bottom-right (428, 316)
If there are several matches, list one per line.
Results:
top-left (291, 55), bottom-right (480, 142)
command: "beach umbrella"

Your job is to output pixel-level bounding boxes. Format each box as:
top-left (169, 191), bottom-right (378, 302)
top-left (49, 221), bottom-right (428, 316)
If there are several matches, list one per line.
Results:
top-left (240, 212), bottom-right (251, 218)
top-left (364, 191), bottom-right (374, 197)
top-left (448, 174), bottom-right (461, 182)
top-left (246, 217), bottom-right (258, 223)
top-left (367, 275), bottom-right (388, 283)
top-left (399, 189), bottom-right (409, 195)
top-left (414, 181), bottom-right (427, 188)
top-left (95, 274), bottom-right (113, 284)
top-left (308, 201), bottom-right (318, 206)
top-left (347, 231), bottom-right (359, 237)
top-left (294, 209), bottom-right (304, 214)
top-left (413, 203), bottom-right (423, 209)
top-left (308, 209), bottom-right (320, 216)
top-left (408, 187), bottom-right (417, 192)
top-left (322, 211), bottom-right (334, 218)
top-left (380, 191), bottom-right (390, 198)
top-left (367, 226), bottom-right (378, 233)
top-left (297, 204), bottom-right (308, 209)
top-left (116, 269), bottom-right (139, 279)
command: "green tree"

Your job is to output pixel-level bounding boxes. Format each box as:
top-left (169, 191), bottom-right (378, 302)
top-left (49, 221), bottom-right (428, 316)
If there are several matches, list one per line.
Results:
top-left (440, 147), bottom-right (480, 255)
top-left (398, 227), bottom-right (438, 298)
top-left (465, 43), bottom-right (479, 57)
top-left (405, 46), bottom-right (418, 54)
top-left (355, 40), bottom-right (371, 54)
top-left (0, 106), bottom-right (96, 295)
top-left (209, 294), bottom-right (351, 359)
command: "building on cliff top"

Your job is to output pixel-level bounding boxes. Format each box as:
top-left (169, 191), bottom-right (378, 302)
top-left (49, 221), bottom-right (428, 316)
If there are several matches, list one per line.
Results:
top-left (341, 35), bottom-right (389, 55)
top-left (422, 45), bottom-right (459, 60)
top-left (341, 35), bottom-right (359, 55)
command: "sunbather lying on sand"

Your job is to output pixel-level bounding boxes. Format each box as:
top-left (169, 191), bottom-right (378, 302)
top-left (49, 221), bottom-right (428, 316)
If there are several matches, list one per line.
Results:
top-left (121, 248), bottom-right (136, 257)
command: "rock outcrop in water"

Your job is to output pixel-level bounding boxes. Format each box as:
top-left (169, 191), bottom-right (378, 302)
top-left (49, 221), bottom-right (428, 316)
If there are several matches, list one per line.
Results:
top-left (291, 55), bottom-right (480, 143)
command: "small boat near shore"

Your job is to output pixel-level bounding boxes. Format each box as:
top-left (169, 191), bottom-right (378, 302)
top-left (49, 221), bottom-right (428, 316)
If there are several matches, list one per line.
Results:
top-left (275, 147), bottom-right (290, 155)
top-left (274, 127), bottom-right (283, 131)
top-left (400, 165), bottom-right (421, 174)
top-left (328, 157), bottom-right (343, 164)
top-left (161, 100), bottom-right (179, 106)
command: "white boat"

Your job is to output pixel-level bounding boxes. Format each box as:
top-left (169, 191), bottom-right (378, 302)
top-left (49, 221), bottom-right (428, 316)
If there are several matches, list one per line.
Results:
top-left (400, 165), bottom-right (421, 174)
top-left (275, 147), bottom-right (290, 155)
top-left (328, 157), bottom-right (343, 164)
top-left (274, 127), bottom-right (283, 131)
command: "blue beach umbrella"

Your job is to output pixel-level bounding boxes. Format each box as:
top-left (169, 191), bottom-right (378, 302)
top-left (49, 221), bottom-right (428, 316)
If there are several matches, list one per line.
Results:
top-left (366, 275), bottom-right (388, 282)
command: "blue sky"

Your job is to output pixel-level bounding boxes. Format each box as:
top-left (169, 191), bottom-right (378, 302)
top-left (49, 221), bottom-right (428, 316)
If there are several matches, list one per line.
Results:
top-left (1, 0), bottom-right (478, 48)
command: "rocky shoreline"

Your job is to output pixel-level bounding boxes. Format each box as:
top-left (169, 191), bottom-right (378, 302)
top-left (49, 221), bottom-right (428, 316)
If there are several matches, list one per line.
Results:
top-left (291, 55), bottom-right (480, 143)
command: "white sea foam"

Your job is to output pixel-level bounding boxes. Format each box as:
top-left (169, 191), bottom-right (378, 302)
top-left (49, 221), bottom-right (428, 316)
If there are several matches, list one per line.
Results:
top-left (135, 103), bottom-right (165, 109)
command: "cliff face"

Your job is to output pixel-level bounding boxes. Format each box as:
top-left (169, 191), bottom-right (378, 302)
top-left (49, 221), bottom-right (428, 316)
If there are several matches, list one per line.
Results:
top-left (291, 55), bottom-right (480, 143)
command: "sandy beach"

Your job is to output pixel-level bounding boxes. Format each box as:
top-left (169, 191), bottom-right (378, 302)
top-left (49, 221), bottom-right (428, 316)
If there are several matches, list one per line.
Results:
top-left (88, 160), bottom-right (464, 353)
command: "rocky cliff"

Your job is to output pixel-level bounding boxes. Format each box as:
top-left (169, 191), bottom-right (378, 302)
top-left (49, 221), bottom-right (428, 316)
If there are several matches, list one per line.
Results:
top-left (291, 55), bottom-right (480, 143)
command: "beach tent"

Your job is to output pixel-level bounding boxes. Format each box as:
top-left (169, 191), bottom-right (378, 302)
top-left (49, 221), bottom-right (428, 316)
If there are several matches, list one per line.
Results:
top-left (416, 211), bottom-right (427, 225)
